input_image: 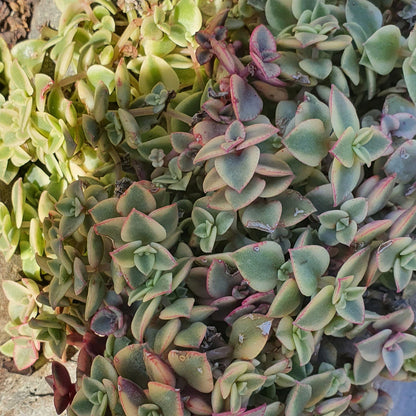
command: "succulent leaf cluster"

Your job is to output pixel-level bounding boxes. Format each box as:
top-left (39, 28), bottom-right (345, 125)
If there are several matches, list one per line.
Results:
top-left (1, 0), bottom-right (416, 416)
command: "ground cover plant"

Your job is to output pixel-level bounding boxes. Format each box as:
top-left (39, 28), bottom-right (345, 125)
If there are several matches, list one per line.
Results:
top-left (1, 0), bottom-right (416, 414)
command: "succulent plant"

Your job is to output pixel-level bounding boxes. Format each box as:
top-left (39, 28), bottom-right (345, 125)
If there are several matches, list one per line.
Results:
top-left (1, 1), bottom-right (416, 416)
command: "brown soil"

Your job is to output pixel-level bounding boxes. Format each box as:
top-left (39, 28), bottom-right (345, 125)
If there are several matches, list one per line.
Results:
top-left (0, 0), bottom-right (37, 48)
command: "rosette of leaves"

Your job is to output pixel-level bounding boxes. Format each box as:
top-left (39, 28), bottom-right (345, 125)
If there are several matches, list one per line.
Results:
top-left (328, 86), bottom-right (391, 205)
top-left (211, 360), bottom-right (267, 414)
top-left (318, 197), bottom-right (368, 246)
top-left (193, 119), bottom-right (294, 210)
top-left (91, 181), bottom-right (180, 294)
top-left (376, 237), bottom-right (416, 292)
top-left (353, 307), bottom-right (416, 384)
top-left (71, 355), bottom-right (123, 416)
top-left (269, 0), bottom-right (352, 88)
top-left (190, 197), bottom-right (235, 253)
top-left (38, 179), bottom-right (113, 322)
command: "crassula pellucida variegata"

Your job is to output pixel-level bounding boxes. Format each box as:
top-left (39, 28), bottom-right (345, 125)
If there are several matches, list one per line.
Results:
top-left (0, 0), bottom-right (416, 415)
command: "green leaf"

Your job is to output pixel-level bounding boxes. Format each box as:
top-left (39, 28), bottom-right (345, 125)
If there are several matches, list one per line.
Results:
top-left (121, 209), bottom-right (166, 244)
top-left (139, 55), bottom-right (180, 94)
top-left (285, 383), bottom-right (312, 416)
top-left (299, 58), bottom-right (332, 80)
top-left (87, 65), bottom-right (115, 93)
top-left (223, 177), bottom-right (266, 211)
top-left (329, 86), bottom-right (359, 137)
top-left (277, 190), bottom-right (316, 227)
top-left (173, 0), bottom-right (202, 35)
top-left (168, 351), bottom-right (213, 393)
top-left (117, 183), bottom-right (156, 216)
top-left (330, 158), bottom-right (362, 206)
top-left (233, 241), bottom-right (284, 292)
top-left (290, 245), bottom-right (330, 296)
top-left (294, 286), bottom-right (336, 331)
top-left (283, 119), bottom-right (328, 167)
top-left (241, 200), bottom-right (282, 233)
top-left (267, 278), bottom-right (302, 318)
top-left (362, 25), bottom-right (400, 75)
top-left (215, 145), bottom-right (260, 192)
top-left (330, 127), bottom-right (356, 168)
top-left (229, 314), bottom-right (273, 359)
top-left (147, 382), bottom-right (184, 416)
top-left (345, 0), bottom-right (382, 38)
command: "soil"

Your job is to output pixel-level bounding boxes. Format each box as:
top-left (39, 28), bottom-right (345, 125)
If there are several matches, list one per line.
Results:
top-left (0, 0), bottom-right (37, 48)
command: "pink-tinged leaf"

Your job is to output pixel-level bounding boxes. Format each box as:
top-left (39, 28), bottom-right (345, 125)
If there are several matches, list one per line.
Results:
top-left (277, 189), bottom-right (316, 226)
top-left (143, 348), bottom-right (176, 387)
top-left (267, 278), bottom-right (302, 318)
top-left (336, 245), bottom-right (372, 285)
top-left (184, 394), bottom-right (213, 415)
top-left (153, 319), bottom-right (181, 355)
top-left (168, 350), bottom-right (213, 393)
top-left (283, 119), bottom-right (328, 167)
top-left (13, 337), bottom-right (38, 370)
top-left (250, 25), bottom-right (278, 61)
top-left (285, 383), bottom-right (312, 416)
top-left (353, 354), bottom-right (385, 385)
top-left (389, 205), bottom-right (416, 238)
top-left (330, 126), bottom-right (356, 168)
top-left (224, 177), bottom-right (266, 211)
top-left (193, 120), bottom-right (228, 145)
top-left (203, 168), bottom-right (227, 192)
top-left (148, 382), bottom-right (184, 416)
top-left (118, 377), bottom-right (147, 416)
top-left (233, 241), bottom-right (284, 292)
top-left (229, 314), bottom-right (273, 359)
top-left (255, 153), bottom-right (293, 177)
top-left (315, 395), bottom-right (351, 415)
top-left (159, 298), bottom-right (194, 320)
top-left (382, 343), bottom-right (404, 376)
top-left (131, 297), bottom-right (161, 343)
top-left (174, 322), bottom-right (207, 348)
top-left (290, 245), bottom-right (330, 296)
top-left (213, 404), bottom-right (267, 416)
top-left (121, 209), bottom-right (167, 244)
top-left (236, 124), bottom-right (278, 151)
top-left (230, 74), bottom-right (263, 121)
top-left (366, 175), bottom-right (396, 216)
top-left (94, 217), bottom-right (125, 247)
top-left (294, 286), bottom-right (336, 331)
top-left (206, 259), bottom-right (242, 298)
top-left (116, 182), bottom-right (157, 216)
top-left (377, 237), bottom-right (412, 272)
top-left (241, 200), bottom-right (282, 233)
top-left (355, 220), bottom-right (392, 245)
top-left (384, 139), bottom-right (416, 183)
top-left (114, 345), bottom-right (149, 388)
top-left (193, 135), bottom-right (228, 164)
top-left (329, 85), bottom-right (359, 137)
top-left (373, 306), bottom-right (414, 332)
top-left (330, 158), bottom-right (362, 206)
top-left (356, 329), bottom-right (392, 362)
top-left (225, 305), bottom-right (256, 326)
top-left (214, 146), bottom-right (260, 192)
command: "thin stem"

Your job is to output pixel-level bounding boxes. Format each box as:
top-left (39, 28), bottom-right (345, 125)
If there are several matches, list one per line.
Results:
top-left (129, 106), bottom-right (156, 117)
top-left (56, 72), bottom-right (87, 88)
top-left (165, 108), bottom-right (193, 126)
top-left (113, 18), bottom-right (142, 61)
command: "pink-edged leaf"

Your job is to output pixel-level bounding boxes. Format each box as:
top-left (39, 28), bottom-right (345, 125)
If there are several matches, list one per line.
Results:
top-left (289, 245), bottom-right (330, 296)
top-left (294, 286), bottom-right (336, 331)
top-left (232, 241), bottom-right (284, 292)
top-left (118, 377), bottom-right (147, 416)
top-left (330, 158), bottom-right (362, 206)
top-left (389, 205), bottom-right (416, 238)
top-left (193, 135), bottom-right (228, 163)
top-left (236, 124), bottom-right (278, 151)
top-left (13, 337), bottom-right (39, 370)
top-left (168, 351), bottom-right (213, 393)
top-left (356, 329), bottom-right (392, 362)
top-left (224, 177), bottom-right (266, 210)
top-left (148, 382), bottom-right (184, 416)
top-left (330, 126), bottom-right (356, 168)
top-left (121, 209), bottom-right (167, 243)
top-left (143, 348), bottom-right (176, 386)
top-left (230, 74), bottom-right (263, 121)
top-left (355, 220), bottom-right (392, 245)
top-left (215, 146), bottom-right (260, 192)
top-left (329, 85), bottom-right (359, 137)
top-left (382, 343), bottom-right (404, 376)
top-left (255, 153), bottom-right (293, 177)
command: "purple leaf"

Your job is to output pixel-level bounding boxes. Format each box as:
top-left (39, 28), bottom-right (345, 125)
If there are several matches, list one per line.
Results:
top-left (230, 74), bottom-right (263, 121)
